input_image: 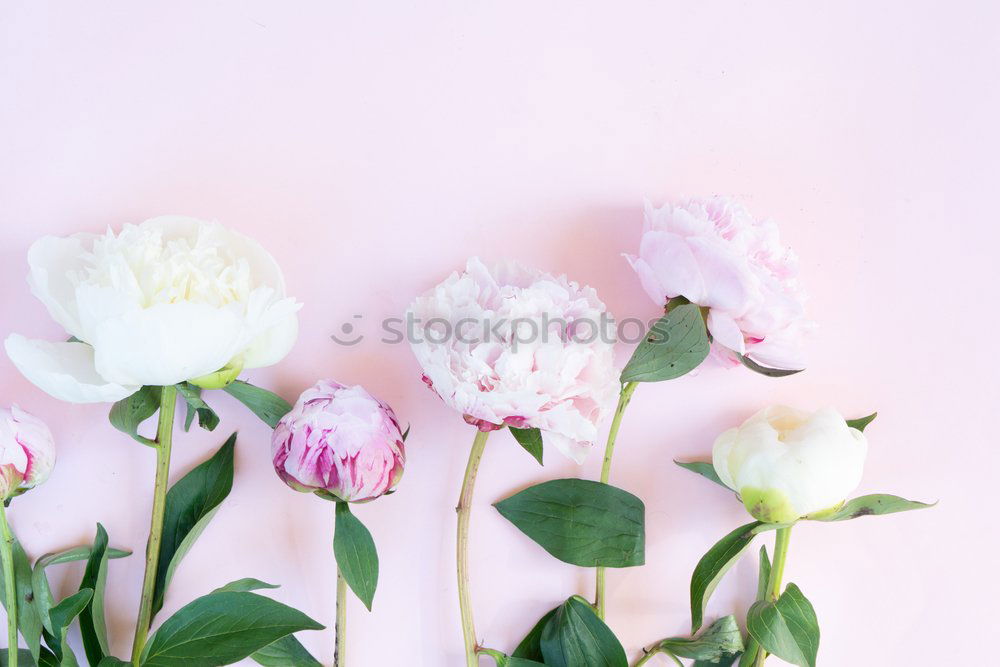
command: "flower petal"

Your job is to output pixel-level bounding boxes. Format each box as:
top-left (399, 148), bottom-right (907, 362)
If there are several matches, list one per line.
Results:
top-left (686, 236), bottom-right (754, 315)
top-left (4, 334), bottom-right (139, 403)
top-left (90, 302), bottom-right (247, 386)
top-left (623, 254), bottom-right (669, 308)
top-left (241, 293), bottom-right (301, 369)
top-left (707, 310), bottom-right (746, 355)
top-left (711, 427), bottom-right (739, 491)
top-left (745, 328), bottom-right (807, 371)
top-left (543, 432), bottom-right (591, 465)
top-left (26, 233), bottom-right (98, 340)
top-left (141, 216), bottom-right (289, 294)
top-left (636, 231), bottom-right (707, 304)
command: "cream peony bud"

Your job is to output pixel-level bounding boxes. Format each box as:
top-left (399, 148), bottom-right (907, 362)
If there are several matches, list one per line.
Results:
top-left (0, 405), bottom-right (55, 499)
top-left (272, 380), bottom-right (405, 502)
top-left (5, 216), bottom-right (300, 403)
top-left (712, 406), bottom-right (867, 523)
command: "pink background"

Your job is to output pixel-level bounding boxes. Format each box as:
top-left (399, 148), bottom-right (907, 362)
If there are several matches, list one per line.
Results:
top-left (1, 2), bottom-right (996, 665)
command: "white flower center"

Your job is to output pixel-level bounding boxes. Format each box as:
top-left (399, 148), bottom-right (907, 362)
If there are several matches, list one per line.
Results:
top-left (74, 223), bottom-right (252, 308)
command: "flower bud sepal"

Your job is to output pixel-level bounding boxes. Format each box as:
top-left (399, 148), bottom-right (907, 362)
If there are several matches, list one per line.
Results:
top-left (313, 489), bottom-right (346, 503)
top-left (802, 502), bottom-right (846, 521)
top-left (187, 359), bottom-right (244, 390)
top-left (740, 487), bottom-right (802, 525)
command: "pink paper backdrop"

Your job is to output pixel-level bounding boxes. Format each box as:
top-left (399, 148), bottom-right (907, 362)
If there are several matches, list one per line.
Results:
top-left (1, 2), bottom-right (996, 665)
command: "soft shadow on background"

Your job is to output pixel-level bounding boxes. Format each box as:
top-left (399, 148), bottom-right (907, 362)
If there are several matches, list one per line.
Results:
top-left (1, 1), bottom-right (996, 664)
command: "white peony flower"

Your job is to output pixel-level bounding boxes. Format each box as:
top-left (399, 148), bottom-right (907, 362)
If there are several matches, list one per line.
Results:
top-left (5, 216), bottom-right (300, 403)
top-left (408, 257), bottom-right (618, 464)
top-left (713, 406), bottom-right (868, 523)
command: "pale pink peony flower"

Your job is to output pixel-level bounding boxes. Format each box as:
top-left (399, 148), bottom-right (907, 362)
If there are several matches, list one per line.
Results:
top-left (271, 380), bottom-right (405, 502)
top-left (625, 197), bottom-right (811, 371)
top-left (408, 258), bottom-right (618, 464)
top-left (0, 405), bottom-right (55, 499)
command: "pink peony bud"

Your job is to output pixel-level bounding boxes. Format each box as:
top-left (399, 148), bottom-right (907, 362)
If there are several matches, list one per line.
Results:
top-left (0, 405), bottom-right (56, 499)
top-left (271, 380), bottom-right (405, 502)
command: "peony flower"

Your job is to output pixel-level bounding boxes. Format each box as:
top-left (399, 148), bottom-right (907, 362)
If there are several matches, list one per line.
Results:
top-left (712, 406), bottom-right (867, 523)
top-left (0, 405), bottom-right (55, 499)
top-left (625, 197), bottom-right (810, 371)
top-left (272, 380), bottom-right (405, 502)
top-left (4, 216), bottom-right (300, 403)
top-left (408, 257), bottom-right (618, 464)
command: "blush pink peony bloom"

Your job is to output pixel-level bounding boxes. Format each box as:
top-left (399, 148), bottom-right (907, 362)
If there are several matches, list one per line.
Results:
top-left (271, 380), bottom-right (405, 502)
top-left (625, 197), bottom-right (811, 371)
top-left (0, 405), bottom-right (56, 499)
top-left (408, 257), bottom-right (618, 464)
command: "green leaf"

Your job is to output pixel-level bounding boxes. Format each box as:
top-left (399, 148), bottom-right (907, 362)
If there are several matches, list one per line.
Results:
top-left (539, 596), bottom-right (627, 667)
top-left (512, 608), bottom-right (557, 661)
top-left (486, 653), bottom-right (546, 667)
top-left (0, 534), bottom-right (44, 662)
top-left (108, 386), bottom-right (162, 446)
top-left (97, 659), bottom-right (131, 667)
top-left (0, 650), bottom-right (38, 666)
top-left (809, 494), bottom-right (935, 522)
top-left (656, 615), bottom-right (744, 661)
top-left (510, 427), bottom-right (544, 465)
top-left (212, 578), bottom-right (280, 594)
top-left (621, 304), bottom-right (710, 382)
top-left (494, 479), bottom-right (645, 568)
top-left (152, 434), bottom-right (236, 618)
top-left (737, 354), bottom-right (803, 377)
top-left (756, 546), bottom-right (771, 601)
top-left (139, 591), bottom-right (323, 666)
top-left (845, 412), bottom-right (877, 432)
top-left (333, 503), bottom-right (379, 611)
top-left (33, 545), bottom-right (130, 635)
top-left (690, 521), bottom-right (760, 632)
top-left (674, 460), bottom-right (730, 490)
top-left (35, 652), bottom-right (66, 667)
top-left (739, 545), bottom-right (773, 667)
top-left (78, 524), bottom-right (110, 665)
top-left (251, 634), bottom-right (322, 667)
top-left (747, 584), bottom-right (820, 667)
top-left (175, 383), bottom-right (219, 432)
top-left (696, 656), bottom-right (739, 667)
top-left (737, 646), bottom-right (758, 667)
top-left (223, 380), bottom-right (292, 428)
top-left (45, 588), bottom-right (93, 664)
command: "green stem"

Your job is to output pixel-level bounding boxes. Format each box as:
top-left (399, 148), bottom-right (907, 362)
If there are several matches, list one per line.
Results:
top-left (633, 646), bottom-right (682, 667)
top-left (595, 381), bottom-right (637, 620)
top-left (457, 429), bottom-right (490, 667)
top-left (0, 503), bottom-right (17, 667)
top-left (754, 527), bottom-right (793, 667)
top-left (335, 566), bottom-right (346, 667)
top-left (767, 527), bottom-right (792, 600)
top-left (130, 385), bottom-right (177, 665)
top-left (477, 647), bottom-right (507, 665)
